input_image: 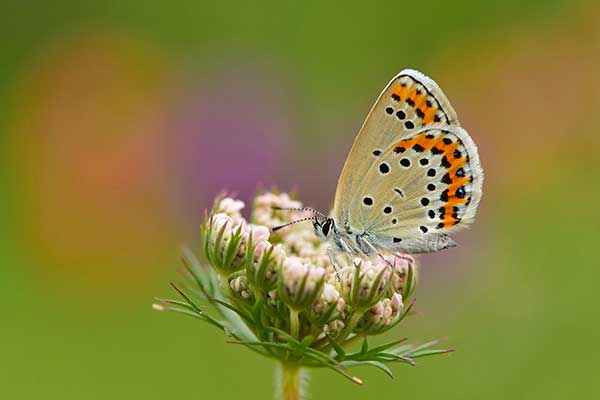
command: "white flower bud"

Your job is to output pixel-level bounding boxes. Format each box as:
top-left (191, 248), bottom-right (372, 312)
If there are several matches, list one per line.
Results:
top-left (205, 213), bottom-right (271, 274)
top-left (358, 293), bottom-right (404, 334)
top-left (230, 275), bottom-right (254, 302)
top-left (335, 258), bottom-right (392, 312)
top-left (388, 255), bottom-right (416, 296)
top-left (323, 319), bottom-right (345, 337)
top-left (215, 197), bottom-right (245, 224)
top-left (248, 243), bottom-right (287, 291)
top-left (309, 283), bottom-right (346, 325)
top-left (279, 257), bottom-right (326, 311)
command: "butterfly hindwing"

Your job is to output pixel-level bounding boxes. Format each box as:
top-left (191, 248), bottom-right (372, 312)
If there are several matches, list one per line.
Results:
top-left (359, 126), bottom-right (483, 252)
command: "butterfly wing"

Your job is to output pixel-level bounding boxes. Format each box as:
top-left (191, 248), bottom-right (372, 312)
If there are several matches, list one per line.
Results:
top-left (332, 70), bottom-right (483, 254)
top-left (360, 125), bottom-right (483, 253)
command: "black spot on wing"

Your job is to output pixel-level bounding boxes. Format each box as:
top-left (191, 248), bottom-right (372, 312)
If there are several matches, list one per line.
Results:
top-left (441, 173), bottom-right (452, 184)
top-left (440, 156), bottom-right (451, 168)
top-left (412, 144), bottom-right (424, 152)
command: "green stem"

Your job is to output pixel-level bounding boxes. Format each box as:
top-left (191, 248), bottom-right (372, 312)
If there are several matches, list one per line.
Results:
top-left (290, 309), bottom-right (300, 338)
top-left (277, 363), bottom-right (305, 400)
top-left (338, 311), bottom-right (364, 343)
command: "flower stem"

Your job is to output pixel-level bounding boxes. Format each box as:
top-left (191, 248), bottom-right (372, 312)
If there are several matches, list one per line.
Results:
top-left (338, 311), bottom-right (364, 342)
top-left (290, 309), bottom-right (300, 338)
top-left (277, 363), bottom-right (305, 400)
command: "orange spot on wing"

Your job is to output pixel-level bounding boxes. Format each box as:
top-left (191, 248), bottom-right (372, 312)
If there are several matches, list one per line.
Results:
top-left (443, 142), bottom-right (458, 155)
top-left (422, 107), bottom-right (437, 124)
top-left (449, 177), bottom-right (470, 188)
top-left (415, 134), bottom-right (430, 148)
top-left (446, 197), bottom-right (469, 208)
top-left (408, 90), bottom-right (425, 109)
top-left (392, 85), bottom-right (408, 100)
top-left (414, 93), bottom-right (426, 109)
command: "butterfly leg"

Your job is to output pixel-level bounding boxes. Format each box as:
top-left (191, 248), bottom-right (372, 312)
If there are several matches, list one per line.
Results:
top-left (361, 237), bottom-right (395, 269)
top-left (327, 237), bottom-right (357, 279)
top-left (327, 247), bottom-right (343, 280)
top-left (393, 253), bottom-right (416, 266)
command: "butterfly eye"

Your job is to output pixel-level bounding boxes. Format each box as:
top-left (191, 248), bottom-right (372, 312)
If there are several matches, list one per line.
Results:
top-left (322, 219), bottom-right (332, 237)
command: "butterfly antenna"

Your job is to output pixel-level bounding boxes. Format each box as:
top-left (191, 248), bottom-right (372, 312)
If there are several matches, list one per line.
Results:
top-left (271, 217), bottom-right (315, 232)
top-left (271, 206), bottom-right (328, 219)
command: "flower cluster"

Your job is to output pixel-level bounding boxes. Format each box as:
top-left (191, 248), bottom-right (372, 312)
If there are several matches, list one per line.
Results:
top-left (155, 191), bottom-right (451, 386)
top-left (206, 194), bottom-right (413, 336)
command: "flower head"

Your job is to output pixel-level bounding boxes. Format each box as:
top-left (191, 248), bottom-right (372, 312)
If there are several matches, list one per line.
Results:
top-left (158, 190), bottom-right (452, 387)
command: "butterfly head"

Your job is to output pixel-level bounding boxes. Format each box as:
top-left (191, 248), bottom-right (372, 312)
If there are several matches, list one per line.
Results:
top-left (313, 217), bottom-right (336, 242)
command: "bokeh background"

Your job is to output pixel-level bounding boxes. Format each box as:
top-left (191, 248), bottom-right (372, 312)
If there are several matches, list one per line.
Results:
top-left (2, 1), bottom-right (599, 399)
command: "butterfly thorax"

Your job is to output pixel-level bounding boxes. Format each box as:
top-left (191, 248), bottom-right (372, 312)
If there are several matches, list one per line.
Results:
top-left (313, 217), bottom-right (374, 257)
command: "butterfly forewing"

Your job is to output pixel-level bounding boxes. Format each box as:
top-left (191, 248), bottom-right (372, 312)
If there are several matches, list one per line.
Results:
top-left (332, 69), bottom-right (483, 254)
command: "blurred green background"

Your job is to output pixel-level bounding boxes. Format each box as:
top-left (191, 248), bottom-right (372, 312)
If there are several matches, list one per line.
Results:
top-left (2, 1), bottom-right (599, 398)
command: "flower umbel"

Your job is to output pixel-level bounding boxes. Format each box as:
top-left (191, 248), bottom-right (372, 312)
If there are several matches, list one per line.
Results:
top-left (155, 192), bottom-right (453, 395)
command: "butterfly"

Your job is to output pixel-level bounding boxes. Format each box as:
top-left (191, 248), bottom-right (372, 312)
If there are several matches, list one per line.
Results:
top-left (274, 69), bottom-right (483, 264)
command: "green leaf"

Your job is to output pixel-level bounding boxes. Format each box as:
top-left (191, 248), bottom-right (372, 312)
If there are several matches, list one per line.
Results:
top-left (169, 283), bottom-right (229, 331)
top-left (350, 261), bottom-right (363, 305)
top-left (341, 360), bottom-right (394, 379)
top-left (154, 297), bottom-right (195, 311)
top-left (263, 326), bottom-right (301, 345)
top-left (376, 352), bottom-right (415, 366)
top-left (212, 217), bottom-right (230, 266)
top-left (227, 339), bottom-right (363, 384)
top-left (299, 336), bottom-right (313, 349)
top-left (360, 337), bottom-right (369, 354)
top-left (328, 337), bottom-right (346, 360)
top-left (222, 225), bottom-right (243, 270)
top-left (214, 296), bottom-right (256, 327)
top-left (408, 349), bottom-right (454, 358)
top-left (366, 337), bottom-right (408, 355)
top-left (366, 265), bottom-right (391, 306)
top-left (403, 260), bottom-right (416, 299)
top-left (401, 339), bottom-right (440, 355)
top-left (301, 351), bottom-right (363, 384)
top-left (180, 246), bottom-right (214, 297)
